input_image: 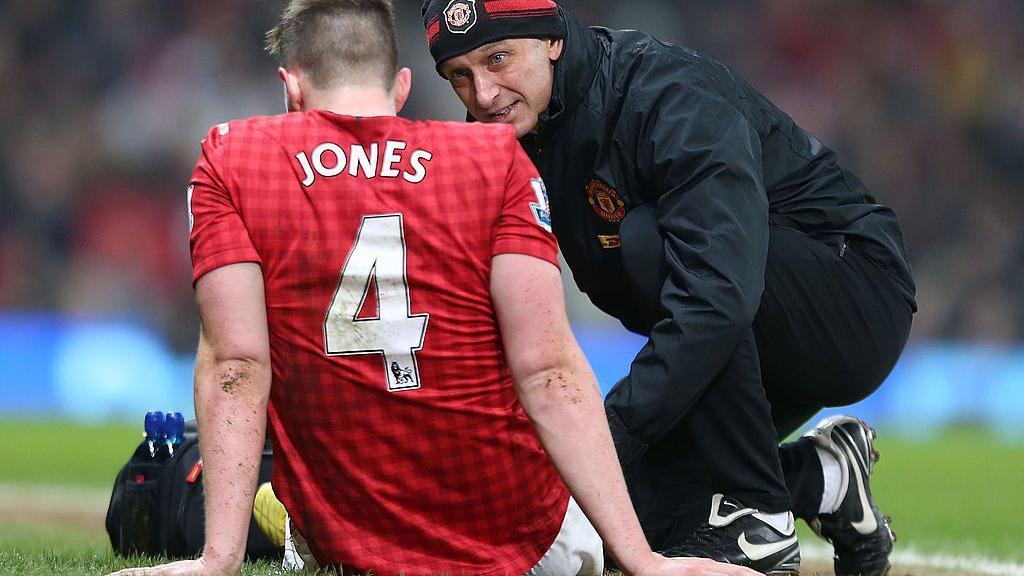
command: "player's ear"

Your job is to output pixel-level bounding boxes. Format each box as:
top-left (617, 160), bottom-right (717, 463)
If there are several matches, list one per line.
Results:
top-left (392, 67), bottom-right (412, 114)
top-left (278, 67), bottom-right (303, 113)
top-left (547, 38), bottom-right (564, 62)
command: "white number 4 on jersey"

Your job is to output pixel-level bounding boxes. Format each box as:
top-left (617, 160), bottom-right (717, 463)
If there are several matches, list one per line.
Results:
top-left (324, 214), bottom-right (429, 391)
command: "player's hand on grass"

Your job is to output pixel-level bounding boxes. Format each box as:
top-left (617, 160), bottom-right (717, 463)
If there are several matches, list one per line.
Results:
top-left (107, 557), bottom-right (240, 576)
top-left (632, 552), bottom-right (762, 576)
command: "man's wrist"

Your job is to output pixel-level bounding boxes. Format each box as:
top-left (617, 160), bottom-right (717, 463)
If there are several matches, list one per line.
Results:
top-left (619, 549), bottom-right (661, 576)
top-left (201, 546), bottom-right (245, 574)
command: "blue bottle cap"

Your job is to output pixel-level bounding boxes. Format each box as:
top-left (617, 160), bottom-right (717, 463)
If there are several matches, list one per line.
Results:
top-left (145, 411), bottom-right (165, 439)
top-left (164, 411), bottom-right (185, 444)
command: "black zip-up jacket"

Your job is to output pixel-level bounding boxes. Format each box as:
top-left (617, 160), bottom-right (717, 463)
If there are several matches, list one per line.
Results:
top-left (520, 11), bottom-right (916, 451)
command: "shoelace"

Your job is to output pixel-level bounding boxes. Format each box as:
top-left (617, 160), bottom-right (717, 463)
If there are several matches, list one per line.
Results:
top-left (677, 522), bottom-right (730, 555)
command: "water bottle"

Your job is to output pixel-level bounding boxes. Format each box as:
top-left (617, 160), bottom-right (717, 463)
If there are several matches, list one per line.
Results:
top-left (164, 411), bottom-right (185, 458)
top-left (144, 411), bottom-right (165, 458)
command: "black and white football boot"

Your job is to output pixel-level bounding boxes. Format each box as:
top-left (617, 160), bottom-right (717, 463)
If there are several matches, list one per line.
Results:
top-left (805, 415), bottom-right (895, 576)
top-left (662, 494), bottom-right (801, 575)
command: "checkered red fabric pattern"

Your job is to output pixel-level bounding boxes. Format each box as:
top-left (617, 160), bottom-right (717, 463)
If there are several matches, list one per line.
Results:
top-left (188, 111), bottom-right (569, 575)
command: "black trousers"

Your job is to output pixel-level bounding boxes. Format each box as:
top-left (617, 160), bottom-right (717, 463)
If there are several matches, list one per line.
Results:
top-left (624, 225), bottom-right (914, 550)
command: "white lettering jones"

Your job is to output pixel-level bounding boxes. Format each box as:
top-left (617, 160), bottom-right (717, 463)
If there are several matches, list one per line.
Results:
top-left (295, 140), bottom-right (431, 187)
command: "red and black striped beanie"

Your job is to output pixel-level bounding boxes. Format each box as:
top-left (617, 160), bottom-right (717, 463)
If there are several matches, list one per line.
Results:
top-left (422, 0), bottom-right (565, 72)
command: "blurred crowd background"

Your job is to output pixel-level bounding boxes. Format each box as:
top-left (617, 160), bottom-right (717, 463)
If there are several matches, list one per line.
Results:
top-left (2, 1), bottom-right (1023, 428)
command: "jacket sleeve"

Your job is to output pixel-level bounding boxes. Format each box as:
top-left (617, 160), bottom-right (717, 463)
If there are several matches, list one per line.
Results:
top-left (605, 63), bottom-right (768, 459)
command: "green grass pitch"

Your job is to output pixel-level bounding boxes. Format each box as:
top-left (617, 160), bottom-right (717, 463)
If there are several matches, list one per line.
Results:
top-left (0, 419), bottom-right (1021, 575)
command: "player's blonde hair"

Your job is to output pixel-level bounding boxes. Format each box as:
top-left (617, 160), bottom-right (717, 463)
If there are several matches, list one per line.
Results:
top-left (266, 0), bottom-right (399, 90)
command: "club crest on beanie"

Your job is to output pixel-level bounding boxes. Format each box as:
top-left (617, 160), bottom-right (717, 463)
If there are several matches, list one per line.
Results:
top-left (443, 0), bottom-right (477, 34)
top-left (422, 0), bottom-right (565, 72)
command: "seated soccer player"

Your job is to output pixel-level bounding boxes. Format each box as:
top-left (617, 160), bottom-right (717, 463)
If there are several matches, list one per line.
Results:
top-left (109, 1), bottom-right (759, 575)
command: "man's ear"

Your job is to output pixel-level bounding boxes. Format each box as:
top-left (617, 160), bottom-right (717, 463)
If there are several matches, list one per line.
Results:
top-left (547, 38), bottom-right (564, 62)
top-left (278, 67), bottom-right (303, 113)
top-left (393, 67), bottom-right (413, 114)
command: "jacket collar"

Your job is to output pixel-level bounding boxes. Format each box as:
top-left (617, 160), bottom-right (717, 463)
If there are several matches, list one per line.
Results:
top-left (537, 8), bottom-right (603, 135)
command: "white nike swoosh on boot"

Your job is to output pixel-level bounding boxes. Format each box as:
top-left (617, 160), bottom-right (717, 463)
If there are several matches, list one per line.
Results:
top-left (738, 533), bottom-right (798, 561)
top-left (841, 439), bottom-right (879, 534)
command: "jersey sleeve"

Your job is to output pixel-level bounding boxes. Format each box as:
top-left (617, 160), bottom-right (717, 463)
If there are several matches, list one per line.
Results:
top-left (492, 137), bottom-right (560, 268)
top-left (188, 124), bottom-right (261, 283)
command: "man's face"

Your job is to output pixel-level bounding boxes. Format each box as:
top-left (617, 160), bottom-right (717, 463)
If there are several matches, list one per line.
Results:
top-left (439, 38), bottom-right (563, 139)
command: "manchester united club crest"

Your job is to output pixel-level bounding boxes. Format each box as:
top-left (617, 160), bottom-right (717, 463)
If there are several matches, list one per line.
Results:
top-left (443, 0), bottom-right (477, 34)
top-left (586, 178), bottom-right (626, 223)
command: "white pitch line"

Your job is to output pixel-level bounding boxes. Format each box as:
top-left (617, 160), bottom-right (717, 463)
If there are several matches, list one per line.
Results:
top-left (802, 542), bottom-right (1024, 576)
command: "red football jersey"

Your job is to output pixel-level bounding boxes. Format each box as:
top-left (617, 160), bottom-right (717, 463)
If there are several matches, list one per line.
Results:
top-left (188, 111), bottom-right (569, 575)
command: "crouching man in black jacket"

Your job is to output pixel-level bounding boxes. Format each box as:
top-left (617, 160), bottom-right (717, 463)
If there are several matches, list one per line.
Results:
top-left (422, 2), bottom-right (915, 575)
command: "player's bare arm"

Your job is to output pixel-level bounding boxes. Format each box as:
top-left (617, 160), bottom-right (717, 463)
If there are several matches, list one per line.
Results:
top-left (491, 253), bottom-right (758, 576)
top-left (110, 263), bottom-right (271, 576)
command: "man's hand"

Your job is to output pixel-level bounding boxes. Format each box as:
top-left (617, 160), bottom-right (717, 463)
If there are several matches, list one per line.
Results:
top-left (633, 553), bottom-right (762, 576)
top-left (107, 557), bottom-right (238, 576)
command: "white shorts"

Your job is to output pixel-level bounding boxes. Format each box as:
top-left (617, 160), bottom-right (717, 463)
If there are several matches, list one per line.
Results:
top-left (524, 496), bottom-right (604, 576)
